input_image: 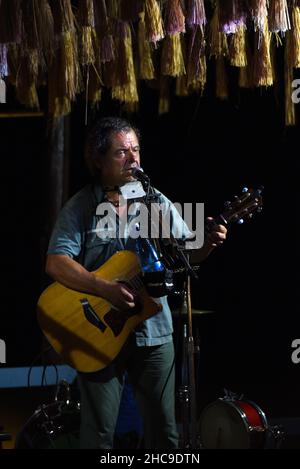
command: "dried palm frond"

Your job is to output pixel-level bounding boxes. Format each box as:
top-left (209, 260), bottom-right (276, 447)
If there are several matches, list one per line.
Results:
top-left (268, 0), bottom-right (291, 34)
top-left (186, 0), bottom-right (206, 29)
top-left (161, 33), bottom-right (186, 77)
top-left (209, 2), bottom-right (229, 57)
top-left (229, 24), bottom-right (247, 67)
top-left (253, 21), bottom-right (273, 87)
top-left (144, 0), bottom-right (165, 44)
top-left (165, 0), bottom-right (186, 35)
top-left (111, 22), bottom-right (138, 103)
top-left (138, 12), bottom-right (155, 80)
top-left (187, 25), bottom-right (206, 89)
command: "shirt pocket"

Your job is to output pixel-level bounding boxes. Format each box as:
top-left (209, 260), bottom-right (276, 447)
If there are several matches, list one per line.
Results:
top-left (83, 231), bottom-right (121, 270)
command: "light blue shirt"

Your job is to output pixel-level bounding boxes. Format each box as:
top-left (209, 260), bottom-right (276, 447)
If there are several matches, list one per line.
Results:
top-left (47, 184), bottom-right (192, 346)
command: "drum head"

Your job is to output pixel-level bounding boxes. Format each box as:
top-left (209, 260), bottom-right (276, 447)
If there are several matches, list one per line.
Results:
top-left (199, 400), bottom-right (250, 449)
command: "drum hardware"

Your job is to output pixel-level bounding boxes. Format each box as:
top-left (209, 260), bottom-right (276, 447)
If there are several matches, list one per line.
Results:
top-left (55, 379), bottom-right (72, 404)
top-left (265, 424), bottom-right (285, 449)
top-left (0, 425), bottom-right (11, 449)
top-left (172, 308), bottom-right (215, 317)
top-left (15, 380), bottom-right (80, 449)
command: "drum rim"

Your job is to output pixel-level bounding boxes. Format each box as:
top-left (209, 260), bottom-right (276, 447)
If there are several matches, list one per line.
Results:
top-left (220, 399), bottom-right (253, 436)
top-left (244, 399), bottom-right (268, 428)
top-left (199, 398), bottom-right (268, 434)
top-left (220, 398), bottom-right (268, 433)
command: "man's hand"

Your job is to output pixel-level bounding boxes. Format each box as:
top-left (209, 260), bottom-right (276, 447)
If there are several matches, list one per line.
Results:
top-left (205, 217), bottom-right (227, 248)
top-left (190, 217), bottom-right (227, 264)
top-left (100, 281), bottom-right (138, 310)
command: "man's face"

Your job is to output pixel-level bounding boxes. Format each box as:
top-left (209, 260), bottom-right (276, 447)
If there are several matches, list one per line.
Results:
top-left (98, 129), bottom-right (141, 186)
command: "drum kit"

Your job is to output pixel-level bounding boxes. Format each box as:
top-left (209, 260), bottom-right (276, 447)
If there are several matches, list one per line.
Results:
top-left (15, 309), bottom-right (284, 450)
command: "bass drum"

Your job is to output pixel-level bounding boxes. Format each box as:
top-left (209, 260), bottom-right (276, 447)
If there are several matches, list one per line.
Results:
top-left (15, 400), bottom-right (80, 449)
top-left (199, 398), bottom-right (268, 449)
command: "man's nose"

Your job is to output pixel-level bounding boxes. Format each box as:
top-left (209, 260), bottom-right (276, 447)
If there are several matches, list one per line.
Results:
top-left (127, 149), bottom-right (138, 162)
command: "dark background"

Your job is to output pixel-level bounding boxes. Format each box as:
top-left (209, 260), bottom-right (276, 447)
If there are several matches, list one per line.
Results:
top-left (1, 75), bottom-right (299, 422)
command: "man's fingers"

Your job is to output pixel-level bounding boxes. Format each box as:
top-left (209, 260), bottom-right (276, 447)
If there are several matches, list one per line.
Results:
top-left (120, 285), bottom-right (135, 302)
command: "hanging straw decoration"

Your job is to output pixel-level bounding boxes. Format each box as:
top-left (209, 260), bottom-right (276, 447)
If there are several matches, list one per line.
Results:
top-left (0, 0), bottom-right (22, 44)
top-left (36, 0), bottom-right (55, 60)
top-left (144, 0), bottom-right (165, 45)
top-left (161, 33), bottom-right (186, 77)
top-left (78, 0), bottom-right (96, 66)
top-left (229, 24), bottom-right (247, 67)
top-left (48, 0), bottom-right (80, 116)
top-left (290, 5), bottom-right (300, 67)
top-left (111, 22), bottom-right (138, 103)
top-left (106, 0), bottom-right (120, 19)
top-left (1, 0), bottom-right (299, 125)
top-left (187, 25), bottom-right (207, 91)
top-left (209, 2), bottom-right (229, 58)
top-left (14, 1), bottom-right (44, 108)
top-left (86, 27), bottom-right (103, 110)
top-left (239, 36), bottom-right (253, 88)
top-left (175, 37), bottom-right (188, 96)
top-left (93, 0), bottom-right (115, 63)
top-left (21, 1), bottom-right (39, 50)
top-left (15, 48), bottom-right (40, 108)
top-left (176, 75), bottom-right (189, 96)
top-left (159, 76), bottom-right (170, 114)
top-left (216, 56), bottom-right (229, 99)
top-left (160, 1), bottom-right (186, 78)
top-left (253, 21), bottom-right (274, 87)
top-left (100, 34), bottom-right (115, 63)
top-left (78, 0), bottom-right (96, 122)
top-left (87, 60), bottom-right (103, 106)
top-left (251, 0), bottom-right (268, 31)
top-left (284, 32), bottom-right (295, 125)
top-left (219, 0), bottom-right (247, 34)
top-left (268, 0), bottom-right (291, 34)
top-left (186, 0), bottom-right (206, 30)
top-left (138, 12), bottom-right (155, 80)
top-left (165, 0), bottom-right (186, 35)
top-left (20, 0), bottom-right (54, 80)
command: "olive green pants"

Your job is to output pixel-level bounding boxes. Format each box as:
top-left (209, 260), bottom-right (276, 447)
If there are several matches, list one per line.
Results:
top-left (77, 337), bottom-right (178, 449)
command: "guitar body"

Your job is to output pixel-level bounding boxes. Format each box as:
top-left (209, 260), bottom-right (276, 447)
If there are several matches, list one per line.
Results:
top-left (37, 250), bottom-right (162, 373)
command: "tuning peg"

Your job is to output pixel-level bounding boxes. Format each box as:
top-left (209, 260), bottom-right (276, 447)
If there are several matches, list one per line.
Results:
top-left (237, 219), bottom-right (244, 224)
top-left (257, 206), bottom-right (263, 213)
top-left (242, 187), bottom-right (249, 193)
top-left (224, 201), bottom-right (232, 208)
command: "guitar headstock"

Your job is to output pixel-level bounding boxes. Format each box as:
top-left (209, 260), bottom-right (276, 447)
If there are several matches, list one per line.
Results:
top-left (218, 186), bottom-right (264, 226)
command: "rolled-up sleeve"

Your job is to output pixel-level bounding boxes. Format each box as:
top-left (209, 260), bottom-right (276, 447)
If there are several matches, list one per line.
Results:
top-left (47, 202), bottom-right (83, 259)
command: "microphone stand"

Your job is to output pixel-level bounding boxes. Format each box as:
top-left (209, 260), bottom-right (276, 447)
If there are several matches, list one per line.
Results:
top-left (138, 174), bottom-right (199, 450)
top-left (176, 252), bottom-right (199, 449)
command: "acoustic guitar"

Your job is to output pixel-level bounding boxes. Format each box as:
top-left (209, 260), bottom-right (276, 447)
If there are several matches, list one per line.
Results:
top-left (37, 187), bottom-right (263, 373)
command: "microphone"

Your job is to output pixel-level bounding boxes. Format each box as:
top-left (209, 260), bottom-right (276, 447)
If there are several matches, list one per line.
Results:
top-left (131, 166), bottom-right (150, 183)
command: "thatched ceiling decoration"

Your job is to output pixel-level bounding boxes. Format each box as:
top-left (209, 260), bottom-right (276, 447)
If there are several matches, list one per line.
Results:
top-left (0, 0), bottom-right (299, 125)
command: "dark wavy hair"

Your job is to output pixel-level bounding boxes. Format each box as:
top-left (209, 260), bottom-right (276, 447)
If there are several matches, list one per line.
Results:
top-left (85, 117), bottom-right (141, 180)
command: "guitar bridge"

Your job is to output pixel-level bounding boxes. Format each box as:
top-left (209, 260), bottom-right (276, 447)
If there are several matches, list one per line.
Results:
top-left (80, 299), bottom-right (107, 332)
